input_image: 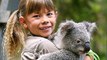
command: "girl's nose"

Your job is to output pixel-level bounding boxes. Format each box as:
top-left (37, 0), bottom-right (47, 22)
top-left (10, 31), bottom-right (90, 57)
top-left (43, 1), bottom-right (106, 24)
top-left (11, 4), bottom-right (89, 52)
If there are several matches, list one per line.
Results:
top-left (41, 21), bottom-right (49, 25)
top-left (41, 15), bottom-right (50, 25)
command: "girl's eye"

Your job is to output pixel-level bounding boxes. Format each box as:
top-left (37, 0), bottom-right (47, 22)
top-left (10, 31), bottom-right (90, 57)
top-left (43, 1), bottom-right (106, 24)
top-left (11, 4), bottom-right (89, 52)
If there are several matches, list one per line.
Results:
top-left (33, 15), bottom-right (40, 19)
top-left (47, 12), bottom-right (53, 17)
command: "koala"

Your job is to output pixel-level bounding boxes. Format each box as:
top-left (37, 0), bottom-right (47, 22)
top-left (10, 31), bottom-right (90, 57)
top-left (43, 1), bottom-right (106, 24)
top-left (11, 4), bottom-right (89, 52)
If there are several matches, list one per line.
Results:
top-left (37, 20), bottom-right (96, 60)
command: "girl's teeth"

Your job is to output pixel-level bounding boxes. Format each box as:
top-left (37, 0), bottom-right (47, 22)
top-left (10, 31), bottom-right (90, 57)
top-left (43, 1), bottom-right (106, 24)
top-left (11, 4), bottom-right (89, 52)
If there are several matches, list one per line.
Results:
top-left (41, 27), bottom-right (50, 30)
top-left (43, 28), bottom-right (47, 30)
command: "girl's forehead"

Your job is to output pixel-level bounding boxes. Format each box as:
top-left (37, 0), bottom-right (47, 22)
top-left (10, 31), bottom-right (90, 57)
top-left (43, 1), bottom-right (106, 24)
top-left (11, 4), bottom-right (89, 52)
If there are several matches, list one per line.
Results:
top-left (33, 8), bottom-right (54, 14)
top-left (25, 8), bottom-right (55, 17)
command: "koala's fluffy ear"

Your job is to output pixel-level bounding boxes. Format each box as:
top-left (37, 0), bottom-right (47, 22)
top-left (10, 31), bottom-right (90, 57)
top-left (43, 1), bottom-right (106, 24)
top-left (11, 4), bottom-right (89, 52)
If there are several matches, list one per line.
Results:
top-left (83, 22), bottom-right (97, 34)
top-left (60, 20), bottom-right (74, 32)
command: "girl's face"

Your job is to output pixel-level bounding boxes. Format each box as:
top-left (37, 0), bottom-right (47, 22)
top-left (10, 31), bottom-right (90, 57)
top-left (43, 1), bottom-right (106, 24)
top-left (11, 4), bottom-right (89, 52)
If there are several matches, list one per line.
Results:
top-left (22, 10), bottom-right (57, 37)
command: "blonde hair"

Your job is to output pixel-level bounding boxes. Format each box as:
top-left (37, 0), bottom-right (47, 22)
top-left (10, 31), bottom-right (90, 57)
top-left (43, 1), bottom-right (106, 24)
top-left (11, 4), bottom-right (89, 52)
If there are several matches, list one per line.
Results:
top-left (3, 0), bottom-right (56, 60)
top-left (3, 10), bottom-right (26, 60)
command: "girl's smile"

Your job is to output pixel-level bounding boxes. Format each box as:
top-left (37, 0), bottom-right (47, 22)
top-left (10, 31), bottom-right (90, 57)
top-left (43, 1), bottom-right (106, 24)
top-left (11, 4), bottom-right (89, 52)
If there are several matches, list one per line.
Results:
top-left (39, 25), bottom-right (52, 31)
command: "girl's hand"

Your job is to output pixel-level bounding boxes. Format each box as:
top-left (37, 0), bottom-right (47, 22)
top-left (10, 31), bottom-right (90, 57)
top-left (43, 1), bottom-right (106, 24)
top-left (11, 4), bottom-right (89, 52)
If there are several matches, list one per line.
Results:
top-left (84, 56), bottom-right (94, 60)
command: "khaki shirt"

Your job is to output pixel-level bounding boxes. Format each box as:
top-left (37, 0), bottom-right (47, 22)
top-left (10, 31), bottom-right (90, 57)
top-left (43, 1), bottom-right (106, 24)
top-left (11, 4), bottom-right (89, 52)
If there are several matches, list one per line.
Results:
top-left (21, 36), bottom-right (58, 60)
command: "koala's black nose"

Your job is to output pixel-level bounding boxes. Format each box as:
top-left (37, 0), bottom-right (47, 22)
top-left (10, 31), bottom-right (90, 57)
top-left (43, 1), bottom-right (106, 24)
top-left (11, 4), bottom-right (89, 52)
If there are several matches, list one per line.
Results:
top-left (84, 42), bottom-right (90, 53)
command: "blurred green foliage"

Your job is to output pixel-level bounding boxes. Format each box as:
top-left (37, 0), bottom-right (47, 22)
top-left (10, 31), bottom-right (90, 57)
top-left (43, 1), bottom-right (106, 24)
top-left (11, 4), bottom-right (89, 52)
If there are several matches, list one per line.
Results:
top-left (54, 0), bottom-right (107, 60)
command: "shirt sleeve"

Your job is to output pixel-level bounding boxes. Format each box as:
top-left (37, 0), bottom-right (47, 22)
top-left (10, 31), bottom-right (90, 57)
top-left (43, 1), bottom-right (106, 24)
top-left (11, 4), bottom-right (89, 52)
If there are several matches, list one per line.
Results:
top-left (21, 51), bottom-right (37, 60)
top-left (86, 50), bottom-right (100, 60)
top-left (21, 37), bottom-right (58, 60)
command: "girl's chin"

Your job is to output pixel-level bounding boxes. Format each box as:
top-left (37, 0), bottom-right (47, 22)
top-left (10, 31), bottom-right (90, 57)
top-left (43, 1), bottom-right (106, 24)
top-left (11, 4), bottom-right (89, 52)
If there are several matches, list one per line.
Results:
top-left (41, 34), bottom-right (51, 38)
top-left (41, 31), bottom-right (52, 37)
top-left (41, 32), bottom-right (52, 38)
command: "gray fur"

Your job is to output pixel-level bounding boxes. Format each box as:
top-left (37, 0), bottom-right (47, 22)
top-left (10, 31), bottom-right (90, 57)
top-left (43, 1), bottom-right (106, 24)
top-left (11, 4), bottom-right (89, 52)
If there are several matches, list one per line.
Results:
top-left (38, 20), bottom-right (96, 60)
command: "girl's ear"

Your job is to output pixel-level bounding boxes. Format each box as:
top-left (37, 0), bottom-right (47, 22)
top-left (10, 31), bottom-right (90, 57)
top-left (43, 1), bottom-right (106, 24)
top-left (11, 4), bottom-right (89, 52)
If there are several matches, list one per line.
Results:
top-left (19, 16), bottom-right (24, 24)
top-left (19, 16), bottom-right (28, 29)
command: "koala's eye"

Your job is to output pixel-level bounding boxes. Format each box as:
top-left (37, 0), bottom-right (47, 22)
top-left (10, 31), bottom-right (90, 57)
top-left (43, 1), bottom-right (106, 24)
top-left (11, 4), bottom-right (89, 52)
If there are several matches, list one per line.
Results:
top-left (76, 39), bottom-right (81, 44)
top-left (77, 40), bottom-right (80, 43)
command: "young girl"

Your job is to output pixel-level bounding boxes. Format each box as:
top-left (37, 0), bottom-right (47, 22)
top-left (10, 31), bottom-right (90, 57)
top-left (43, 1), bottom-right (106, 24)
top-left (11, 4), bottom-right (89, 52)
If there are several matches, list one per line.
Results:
top-left (3, 0), bottom-right (100, 60)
